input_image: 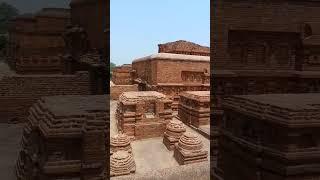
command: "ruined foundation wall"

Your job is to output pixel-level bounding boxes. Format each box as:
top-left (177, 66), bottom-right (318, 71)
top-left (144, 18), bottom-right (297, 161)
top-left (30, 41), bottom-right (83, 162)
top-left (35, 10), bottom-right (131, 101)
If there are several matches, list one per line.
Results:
top-left (0, 72), bottom-right (90, 122)
top-left (110, 84), bottom-right (138, 100)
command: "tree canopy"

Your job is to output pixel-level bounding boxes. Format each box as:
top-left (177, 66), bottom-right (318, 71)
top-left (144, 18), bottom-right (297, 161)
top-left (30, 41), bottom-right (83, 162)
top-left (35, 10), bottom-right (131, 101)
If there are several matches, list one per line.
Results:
top-left (0, 2), bottom-right (18, 51)
top-left (0, 2), bottom-right (19, 34)
top-left (110, 62), bottom-right (116, 77)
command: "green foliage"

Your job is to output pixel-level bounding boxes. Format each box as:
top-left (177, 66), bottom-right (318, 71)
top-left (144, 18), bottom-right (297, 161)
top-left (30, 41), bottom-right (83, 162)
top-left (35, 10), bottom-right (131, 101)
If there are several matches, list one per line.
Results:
top-left (0, 2), bottom-right (19, 34)
top-left (110, 62), bottom-right (116, 78)
top-left (0, 35), bottom-right (7, 50)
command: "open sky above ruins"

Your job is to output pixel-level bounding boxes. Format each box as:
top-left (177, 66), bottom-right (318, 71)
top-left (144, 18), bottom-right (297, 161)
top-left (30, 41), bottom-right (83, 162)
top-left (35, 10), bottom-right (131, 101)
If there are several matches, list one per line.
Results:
top-left (111, 0), bottom-right (210, 65)
top-left (3, 0), bottom-right (69, 13)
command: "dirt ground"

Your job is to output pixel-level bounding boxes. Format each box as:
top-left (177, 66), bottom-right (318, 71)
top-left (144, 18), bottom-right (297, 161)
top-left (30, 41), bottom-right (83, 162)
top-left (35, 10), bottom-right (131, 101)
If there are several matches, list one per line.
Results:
top-left (0, 123), bottom-right (23, 180)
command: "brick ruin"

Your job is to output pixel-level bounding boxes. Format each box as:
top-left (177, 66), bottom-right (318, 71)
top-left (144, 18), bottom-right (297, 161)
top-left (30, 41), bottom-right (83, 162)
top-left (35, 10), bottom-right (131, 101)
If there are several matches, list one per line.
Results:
top-left (110, 41), bottom-right (210, 177)
top-left (110, 84), bottom-right (138, 100)
top-left (112, 64), bottom-right (133, 85)
top-left (116, 91), bottom-right (173, 140)
top-left (15, 95), bottom-right (108, 180)
top-left (0, 0), bottom-right (108, 123)
top-left (158, 40), bottom-right (210, 56)
top-left (211, 0), bottom-right (320, 164)
top-left (110, 150), bottom-right (136, 177)
top-left (7, 8), bottom-right (70, 74)
top-left (178, 91), bottom-right (210, 128)
top-left (110, 64), bottom-right (138, 100)
top-left (163, 119), bottom-right (186, 150)
top-left (110, 133), bottom-right (132, 154)
top-left (6, 0), bottom-right (110, 179)
top-left (132, 41), bottom-right (210, 110)
top-left (174, 132), bottom-right (208, 165)
top-left (61, 0), bottom-right (108, 94)
top-left (217, 94), bottom-right (320, 180)
top-left (111, 40), bottom-right (210, 110)
top-left (70, 0), bottom-right (108, 58)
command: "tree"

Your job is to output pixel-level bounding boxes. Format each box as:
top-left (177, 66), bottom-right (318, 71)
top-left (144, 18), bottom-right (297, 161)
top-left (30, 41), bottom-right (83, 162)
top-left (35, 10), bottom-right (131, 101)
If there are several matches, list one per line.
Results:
top-left (0, 35), bottom-right (7, 50)
top-left (110, 62), bottom-right (116, 78)
top-left (0, 2), bottom-right (19, 34)
top-left (0, 2), bottom-right (18, 52)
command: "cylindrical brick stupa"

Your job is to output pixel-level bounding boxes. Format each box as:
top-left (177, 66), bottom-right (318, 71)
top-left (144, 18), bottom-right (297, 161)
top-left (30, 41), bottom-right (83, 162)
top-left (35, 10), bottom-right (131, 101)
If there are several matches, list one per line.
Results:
top-left (163, 119), bottom-right (186, 150)
top-left (174, 132), bottom-right (208, 165)
top-left (110, 150), bottom-right (136, 177)
top-left (110, 132), bottom-right (132, 154)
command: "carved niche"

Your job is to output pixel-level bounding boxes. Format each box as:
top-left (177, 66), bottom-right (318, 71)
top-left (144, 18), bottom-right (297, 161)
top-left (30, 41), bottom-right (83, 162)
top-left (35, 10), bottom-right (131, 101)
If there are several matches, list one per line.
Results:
top-left (181, 71), bottom-right (206, 83)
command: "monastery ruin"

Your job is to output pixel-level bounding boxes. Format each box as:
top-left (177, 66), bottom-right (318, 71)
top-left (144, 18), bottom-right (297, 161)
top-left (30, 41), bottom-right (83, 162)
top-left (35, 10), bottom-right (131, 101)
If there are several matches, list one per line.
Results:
top-left (218, 94), bottom-right (320, 180)
top-left (111, 40), bottom-right (210, 110)
top-left (178, 91), bottom-right (210, 128)
top-left (7, 8), bottom-right (70, 74)
top-left (110, 40), bottom-right (210, 179)
top-left (16, 95), bottom-right (108, 180)
top-left (116, 91), bottom-right (173, 140)
top-left (212, 0), bottom-right (320, 179)
top-left (1, 0), bottom-right (110, 179)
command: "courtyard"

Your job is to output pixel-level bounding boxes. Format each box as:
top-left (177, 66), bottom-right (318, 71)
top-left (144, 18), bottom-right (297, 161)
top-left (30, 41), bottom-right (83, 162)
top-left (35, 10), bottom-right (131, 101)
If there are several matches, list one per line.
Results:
top-left (110, 100), bottom-right (210, 178)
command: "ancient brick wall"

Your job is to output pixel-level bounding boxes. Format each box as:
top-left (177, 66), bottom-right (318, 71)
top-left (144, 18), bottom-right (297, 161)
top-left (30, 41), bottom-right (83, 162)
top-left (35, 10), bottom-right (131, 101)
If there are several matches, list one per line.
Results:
top-left (135, 122), bottom-right (166, 139)
top-left (158, 40), bottom-right (210, 56)
top-left (112, 65), bottom-right (133, 85)
top-left (131, 59), bottom-right (154, 84)
top-left (211, 1), bottom-right (320, 167)
top-left (178, 92), bottom-right (210, 128)
top-left (70, 0), bottom-right (107, 51)
top-left (8, 8), bottom-right (70, 74)
top-left (0, 72), bottom-right (90, 122)
top-left (212, 0), bottom-right (320, 70)
top-left (110, 85), bottom-right (138, 100)
top-left (156, 59), bottom-right (210, 84)
top-left (36, 17), bottom-right (69, 34)
top-left (132, 58), bottom-right (210, 85)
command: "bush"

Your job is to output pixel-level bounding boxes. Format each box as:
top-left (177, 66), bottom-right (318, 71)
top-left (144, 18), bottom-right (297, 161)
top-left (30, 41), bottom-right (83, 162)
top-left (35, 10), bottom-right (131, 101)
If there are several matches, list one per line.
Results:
top-left (0, 35), bottom-right (7, 51)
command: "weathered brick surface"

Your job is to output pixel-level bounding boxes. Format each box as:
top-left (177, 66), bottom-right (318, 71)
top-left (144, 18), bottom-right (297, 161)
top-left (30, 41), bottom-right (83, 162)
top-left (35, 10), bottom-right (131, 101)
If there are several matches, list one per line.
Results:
top-left (70, 0), bottom-right (107, 53)
top-left (110, 84), bottom-right (138, 100)
top-left (212, 0), bottom-right (320, 70)
top-left (116, 91), bottom-right (173, 140)
top-left (15, 95), bottom-right (108, 180)
top-left (135, 122), bottom-right (166, 139)
top-left (158, 40), bottom-right (210, 56)
top-left (133, 58), bottom-right (209, 84)
top-left (0, 72), bottom-right (90, 122)
top-left (112, 65), bottom-right (133, 85)
top-left (212, 0), bottom-right (320, 179)
top-left (7, 8), bottom-right (70, 74)
top-left (219, 94), bottom-right (320, 180)
top-left (178, 91), bottom-right (210, 128)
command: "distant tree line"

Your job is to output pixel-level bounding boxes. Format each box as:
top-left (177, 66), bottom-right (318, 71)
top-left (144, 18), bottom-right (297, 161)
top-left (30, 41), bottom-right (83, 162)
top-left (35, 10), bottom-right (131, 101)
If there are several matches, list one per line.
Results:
top-left (0, 2), bottom-right (19, 52)
top-left (110, 62), bottom-right (116, 78)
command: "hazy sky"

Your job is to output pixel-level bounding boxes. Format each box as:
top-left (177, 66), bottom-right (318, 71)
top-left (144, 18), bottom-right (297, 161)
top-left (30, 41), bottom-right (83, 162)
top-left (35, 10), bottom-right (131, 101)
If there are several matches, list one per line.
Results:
top-left (3, 0), bottom-right (70, 13)
top-left (111, 0), bottom-right (210, 65)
